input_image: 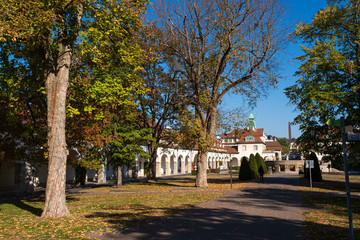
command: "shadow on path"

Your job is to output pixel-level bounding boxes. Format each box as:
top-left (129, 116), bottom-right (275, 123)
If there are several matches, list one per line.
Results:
top-left (88, 174), bottom-right (305, 240)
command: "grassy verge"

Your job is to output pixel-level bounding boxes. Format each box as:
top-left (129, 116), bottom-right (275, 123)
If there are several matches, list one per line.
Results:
top-left (302, 174), bottom-right (360, 240)
top-left (0, 173), bottom-right (249, 239)
top-left (81, 173), bottom-right (250, 193)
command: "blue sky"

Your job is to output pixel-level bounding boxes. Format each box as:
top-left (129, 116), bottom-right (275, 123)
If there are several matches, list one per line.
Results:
top-left (222, 0), bottom-right (328, 139)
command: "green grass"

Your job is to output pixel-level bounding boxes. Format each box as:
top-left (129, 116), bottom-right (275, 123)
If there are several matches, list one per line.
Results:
top-left (303, 195), bottom-right (360, 240)
top-left (0, 174), bottom-right (248, 239)
top-left (0, 193), bottom-right (223, 239)
top-left (302, 174), bottom-right (360, 240)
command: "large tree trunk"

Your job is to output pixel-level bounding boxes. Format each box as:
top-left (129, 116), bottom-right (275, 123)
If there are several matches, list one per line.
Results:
top-left (41, 43), bottom-right (71, 218)
top-left (195, 106), bottom-right (217, 187)
top-left (117, 165), bottom-right (123, 188)
top-left (196, 151), bottom-right (208, 187)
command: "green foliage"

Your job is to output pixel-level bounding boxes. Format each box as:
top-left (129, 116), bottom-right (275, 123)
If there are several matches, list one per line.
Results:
top-left (277, 137), bottom-right (290, 155)
top-left (249, 154), bottom-right (259, 179)
top-left (255, 153), bottom-right (267, 174)
top-left (239, 157), bottom-right (252, 181)
top-left (285, 1), bottom-right (360, 167)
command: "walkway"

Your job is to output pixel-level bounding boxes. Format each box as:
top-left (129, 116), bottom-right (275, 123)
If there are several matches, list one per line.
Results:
top-left (90, 173), bottom-right (305, 240)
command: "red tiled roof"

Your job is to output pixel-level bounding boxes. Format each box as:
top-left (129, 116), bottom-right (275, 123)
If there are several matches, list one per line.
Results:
top-left (221, 128), bottom-right (264, 138)
top-left (224, 146), bottom-right (239, 154)
top-left (265, 141), bottom-right (282, 151)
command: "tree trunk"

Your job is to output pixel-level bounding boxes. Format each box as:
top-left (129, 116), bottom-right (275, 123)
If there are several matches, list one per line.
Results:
top-left (41, 43), bottom-right (71, 218)
top-left (117, 165), bottom-right (122, 188)
top-left (148, 143), bottom-right (158, 180)
top-left (196, 151), bottom-right (208, 187)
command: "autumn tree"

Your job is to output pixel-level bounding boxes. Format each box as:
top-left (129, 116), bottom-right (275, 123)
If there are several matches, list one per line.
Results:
top-left (137, 24), bottom-right (185, 179)
top-left (285, 0), bottom-right (360, 167)
top-left (0, 0), bottom-right (147, 217)
top-left (154, 0), bottom-right (288, 186)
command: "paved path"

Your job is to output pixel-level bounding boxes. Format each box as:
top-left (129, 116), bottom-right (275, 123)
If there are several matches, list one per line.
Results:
top-left (89, 173), bottom-right (305, 240)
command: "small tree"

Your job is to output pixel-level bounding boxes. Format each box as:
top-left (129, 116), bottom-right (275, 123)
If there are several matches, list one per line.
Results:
top-left (239, 157), bottom-right (252, 181)
top-left (249, 154), bottom-right (259, 179)
top-left (255, 153), bottom-right (267, 174)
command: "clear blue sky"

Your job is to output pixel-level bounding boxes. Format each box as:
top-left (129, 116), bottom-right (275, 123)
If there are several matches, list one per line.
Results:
top-left (221, 0), bottom-right (328, 139)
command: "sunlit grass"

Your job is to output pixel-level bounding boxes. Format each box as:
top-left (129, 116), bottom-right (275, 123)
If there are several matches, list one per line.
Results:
top-left (302, 173), bottom-right (360, 239)
top-left (0, 173), bottom-right (249, 239)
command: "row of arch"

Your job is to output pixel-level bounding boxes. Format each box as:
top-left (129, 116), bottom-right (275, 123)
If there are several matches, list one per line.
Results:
top-left (137, 151), bottom-right (243, 177)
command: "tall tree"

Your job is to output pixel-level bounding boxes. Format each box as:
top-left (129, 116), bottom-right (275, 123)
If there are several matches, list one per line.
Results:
top-left (0, 0), bottom-right (147, 217)
top-left (154, 0), bottom-right (288, 186)
top-left (285, 0), bottom-right (360, 167)
top-left (137, 24), bottom-right (184, 179)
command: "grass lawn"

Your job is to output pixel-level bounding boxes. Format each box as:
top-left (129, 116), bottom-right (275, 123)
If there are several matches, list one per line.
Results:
top-left (0, 173), bottom-right (249, 239)
top-left (301, 174), bottom-right (360, 240)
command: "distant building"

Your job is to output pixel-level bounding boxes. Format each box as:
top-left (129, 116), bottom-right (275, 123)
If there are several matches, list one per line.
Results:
top-left (0, 114), bottom-right (285, 194)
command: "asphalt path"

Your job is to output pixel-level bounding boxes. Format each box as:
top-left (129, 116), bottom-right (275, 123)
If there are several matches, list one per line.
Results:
top-left (89, 173), bottom-right (305, 240)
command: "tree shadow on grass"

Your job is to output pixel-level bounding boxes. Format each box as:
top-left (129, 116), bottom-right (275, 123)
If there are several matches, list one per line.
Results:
top-left (304, 221), bottom-right (359, 240)
top-left (2, 200), bottom-right (43, 216)
top-left (1, 196), bottom-right (81, 216)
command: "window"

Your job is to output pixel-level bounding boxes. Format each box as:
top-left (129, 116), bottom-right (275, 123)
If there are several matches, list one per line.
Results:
top-left (254, 145), bottom-right (258, 151)
top-left (245, 135), bottom-right (255, 142)
top-left (242, 145), bottom-right (246, 151)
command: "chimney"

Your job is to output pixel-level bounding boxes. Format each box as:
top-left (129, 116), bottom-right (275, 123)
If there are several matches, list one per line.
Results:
top-left (288, 122), bottom-right (292, 141)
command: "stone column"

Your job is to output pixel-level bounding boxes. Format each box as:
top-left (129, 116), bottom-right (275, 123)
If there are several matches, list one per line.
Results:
top-left (173, 161), bottom-right (177, 175)
top-left (97, 163), bottom-right (105, 184)
top-left (165, 162), bottom-right (170, 176)
top-left (181, 161), bottom-right (185, 174)
top-left (156, 162), bottom-right (161, 177)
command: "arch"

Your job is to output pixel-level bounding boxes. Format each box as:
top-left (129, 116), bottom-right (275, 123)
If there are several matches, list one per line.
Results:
top-left (231, 157), bottom-right (239, 167)
top-left (160, 154), bottom-right (168, 175)
top-left (193, 154), bottom-right (199, 170)
top-left (177, 155), bottom-right (183, 173)
top-left (185, 155), bottom-right (190, 173)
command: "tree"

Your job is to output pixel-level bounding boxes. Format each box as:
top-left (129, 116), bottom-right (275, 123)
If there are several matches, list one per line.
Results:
top-left (107, 121), bottom-right (153, 188)
top-left (0, 0), bottom-right (147, 217)
top-left (137, 24), bottom-right (185, 180)
top-left (277, 137), bottom-right (290, 155)
top-left (255, 152), bottom-right (267, 174)
top-left (285, 0), bottom-right (360, 167)
top-left (239, 157), bottom-right (252, 181)
top-left (249, 154), bottom-right (259, 179)
top-left (154, 0), bottom-right (288, 187)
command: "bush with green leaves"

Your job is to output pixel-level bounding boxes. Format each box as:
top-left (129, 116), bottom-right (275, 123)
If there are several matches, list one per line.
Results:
top-left (255, 153), bottom-right (267, 174)
top-left (249, 154), bottom-right (259, 179)
top-left (239, 157), bottom-right (252, 181)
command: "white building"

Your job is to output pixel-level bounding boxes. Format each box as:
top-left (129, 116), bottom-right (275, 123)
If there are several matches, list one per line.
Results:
top-left (0, 114), bottom-right (283, 191)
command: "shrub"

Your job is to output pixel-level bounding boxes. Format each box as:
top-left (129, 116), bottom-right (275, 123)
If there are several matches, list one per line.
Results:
top-left (249, 154), bottom-right (259, 179)
top-left (255, 153), bottom-right (267, 174)
top-left (239, 157), bottom-right (252, 180)
top-left (304, 152), bottom-right (322, 182)
top-left (207, 169), bottom-right (220, 174)
top-left (230, 166), bottom-right (241, 171)
top-left (191, 170), bottom-right (197, 175)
